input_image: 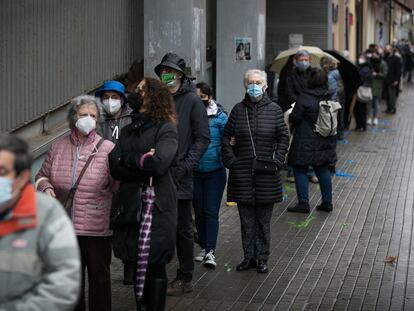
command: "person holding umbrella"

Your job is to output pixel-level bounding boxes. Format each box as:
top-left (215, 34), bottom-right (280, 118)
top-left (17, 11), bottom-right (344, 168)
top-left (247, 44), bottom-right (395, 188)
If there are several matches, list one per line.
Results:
top-left (109, 77), bottom-right (178, 310)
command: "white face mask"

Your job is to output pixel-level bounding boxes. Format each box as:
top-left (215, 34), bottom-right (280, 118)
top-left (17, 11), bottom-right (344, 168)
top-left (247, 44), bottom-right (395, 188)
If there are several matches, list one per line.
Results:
top-left (0, 176), bottom-right (13, 210)
top-left (102, 98), bottom-right (122, 115)
top-left (75, 116), bottom-right (96, 135)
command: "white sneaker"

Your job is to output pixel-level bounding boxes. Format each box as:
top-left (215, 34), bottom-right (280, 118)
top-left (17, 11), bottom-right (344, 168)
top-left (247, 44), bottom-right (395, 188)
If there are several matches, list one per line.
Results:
top-left (366, 118), bottom-right (372, 125)
top-left (194, 249), bottom-right (205, 262)
top-left (373, 118), bottom-right (379, 126)
top-left (203, 250), bottom-right (216, 268)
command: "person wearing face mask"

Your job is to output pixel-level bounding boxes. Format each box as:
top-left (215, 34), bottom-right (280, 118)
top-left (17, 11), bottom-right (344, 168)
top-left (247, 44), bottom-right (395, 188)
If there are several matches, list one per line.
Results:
top-left (95, 80), bottom-right (132, 143)
top-left (192, 82), bottom-right (228, 268)
top-left (383, 45), bottom-right (402, 114)
top-left (353, 54), bottom-right (373, 131)
top-left (109, 78), bottom-right (179, 310)
top-left (154, 53), bottom-right (210, 296)
top-left (0, 134), bottom-right (81, 311)
top-left (285, 50), bottom-right (315, 183)
top-left (369, 51), bottom-right (388, 126)
top-left (222, 69), bottom-right (289, 274)
top-left (96, 80), bottom-right (135, 285)
top-left (35, 95), bottom-right (117, 311)
top-left (286, 50), bottom-right (313, 107)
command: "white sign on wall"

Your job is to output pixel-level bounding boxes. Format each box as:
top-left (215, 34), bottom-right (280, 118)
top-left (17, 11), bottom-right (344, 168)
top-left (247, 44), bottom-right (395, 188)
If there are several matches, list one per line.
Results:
top-left (289, 34), bottom-right (303, 48)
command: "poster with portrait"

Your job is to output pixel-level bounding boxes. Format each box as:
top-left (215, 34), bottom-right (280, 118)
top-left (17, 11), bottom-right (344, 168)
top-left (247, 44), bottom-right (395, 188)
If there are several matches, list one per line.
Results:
top-left (235, 37), bottom-right (252, 61)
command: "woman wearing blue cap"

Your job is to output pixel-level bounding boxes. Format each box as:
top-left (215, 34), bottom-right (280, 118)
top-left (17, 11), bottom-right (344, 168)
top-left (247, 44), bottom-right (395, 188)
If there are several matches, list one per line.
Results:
top-left (95, 80), bottom-right (132, 143)
top-left (95, 80), bottom-right (135, 285)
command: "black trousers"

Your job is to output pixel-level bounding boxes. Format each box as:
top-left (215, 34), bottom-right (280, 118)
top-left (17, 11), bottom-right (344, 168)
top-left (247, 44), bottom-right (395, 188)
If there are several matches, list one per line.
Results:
top-left (384, 84), bottom-right (398, 112)
top-left (175, 199), bottom-right (194, 281)
top-left (75, 236), bottom-right (112, 311)
top-left (237, 203), bottom-right (274, 262)
top-left (354, 101), bottom-right (367, 131)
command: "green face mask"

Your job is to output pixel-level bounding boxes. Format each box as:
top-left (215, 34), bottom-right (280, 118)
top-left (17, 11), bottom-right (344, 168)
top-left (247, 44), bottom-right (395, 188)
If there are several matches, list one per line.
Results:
top-left (160, 73), bottom-right (176, 86)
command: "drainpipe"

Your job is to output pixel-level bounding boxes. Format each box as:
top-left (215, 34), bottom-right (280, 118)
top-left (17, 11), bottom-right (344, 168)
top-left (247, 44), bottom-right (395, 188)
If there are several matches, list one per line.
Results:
top-left (389, 0), bottom-right (393, 42)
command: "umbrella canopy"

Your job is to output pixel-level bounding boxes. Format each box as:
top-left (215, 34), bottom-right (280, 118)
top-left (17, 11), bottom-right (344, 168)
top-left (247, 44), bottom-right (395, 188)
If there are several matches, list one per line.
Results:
top-left (135, 178), bottom-right (156, 300)
top-left (324, 50), bottom-right (362, 96)
top-left (270, 45), bottom-right (339, 73)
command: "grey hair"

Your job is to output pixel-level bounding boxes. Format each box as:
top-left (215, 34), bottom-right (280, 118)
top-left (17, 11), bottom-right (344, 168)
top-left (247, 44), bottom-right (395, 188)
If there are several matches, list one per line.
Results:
top-left (243, 69), bottom-right (268, 88)
top-left (67, 95), bottom-right (102, 128)
top-left (295, 50), bottom-right (310, 58)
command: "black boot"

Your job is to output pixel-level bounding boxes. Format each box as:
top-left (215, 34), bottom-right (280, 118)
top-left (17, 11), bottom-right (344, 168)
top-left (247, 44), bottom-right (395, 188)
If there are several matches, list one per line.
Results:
top-left (146, 278), bottom-right (167, 311)
top-left (123, 261), bottom-right (135, 285)
top-left (287, 202), bottom-right (310, 213)
top-left (316, 202), bottom-right (333, 212)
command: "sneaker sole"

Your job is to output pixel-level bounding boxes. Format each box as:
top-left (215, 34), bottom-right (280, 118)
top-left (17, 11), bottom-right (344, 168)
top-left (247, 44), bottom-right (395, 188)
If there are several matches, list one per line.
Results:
top-left (194, 257), bottom-right (204, 262)
top-left (203, 261), bottom-right (216, 268)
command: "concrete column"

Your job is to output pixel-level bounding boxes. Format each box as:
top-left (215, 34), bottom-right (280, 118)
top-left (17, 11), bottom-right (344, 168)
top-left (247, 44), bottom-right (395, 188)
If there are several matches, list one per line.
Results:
top-left (216, 0), bottom-right (266, 112)
top-left (143, 0), bottom-right (207, 81)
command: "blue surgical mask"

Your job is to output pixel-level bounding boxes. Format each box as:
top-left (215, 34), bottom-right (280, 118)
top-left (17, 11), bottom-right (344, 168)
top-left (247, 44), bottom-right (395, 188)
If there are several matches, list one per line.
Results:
top-left (0, 177), bottom-right (14, 207)
top-left (297, 60), bottom-right (310, 71)
top-left (247, 84), bottom-right (264, 98)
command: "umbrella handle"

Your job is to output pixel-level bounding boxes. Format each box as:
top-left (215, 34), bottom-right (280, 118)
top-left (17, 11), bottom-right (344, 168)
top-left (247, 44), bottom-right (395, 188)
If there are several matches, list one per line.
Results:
top-left (149, 177), bottom-right (153, 187)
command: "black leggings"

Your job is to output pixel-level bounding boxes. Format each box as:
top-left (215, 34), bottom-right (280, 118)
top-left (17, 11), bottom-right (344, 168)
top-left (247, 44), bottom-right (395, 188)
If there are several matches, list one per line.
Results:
top-left (354, 101), bottom-right (367, 131)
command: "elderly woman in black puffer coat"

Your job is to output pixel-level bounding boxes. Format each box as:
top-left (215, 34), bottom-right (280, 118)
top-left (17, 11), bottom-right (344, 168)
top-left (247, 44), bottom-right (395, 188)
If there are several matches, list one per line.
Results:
top-left (287, 68), bottom-right (337, 214)
top-left (222, 69), bottom-right (289, 274)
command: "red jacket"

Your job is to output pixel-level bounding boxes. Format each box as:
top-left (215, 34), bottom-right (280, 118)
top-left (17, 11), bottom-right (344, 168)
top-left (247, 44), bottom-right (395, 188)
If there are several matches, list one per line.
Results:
top-left (36, 130), bottom-right (116, 236)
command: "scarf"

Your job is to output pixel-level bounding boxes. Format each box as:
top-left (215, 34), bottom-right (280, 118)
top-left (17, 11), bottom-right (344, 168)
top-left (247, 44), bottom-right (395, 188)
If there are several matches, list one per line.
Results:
top-left (0, 185), bottom-right (38, 237)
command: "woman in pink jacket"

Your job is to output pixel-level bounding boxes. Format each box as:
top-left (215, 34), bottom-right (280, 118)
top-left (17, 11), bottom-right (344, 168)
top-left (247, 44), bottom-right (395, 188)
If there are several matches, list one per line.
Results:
top-left (36, 95), bottom-right (116, 311)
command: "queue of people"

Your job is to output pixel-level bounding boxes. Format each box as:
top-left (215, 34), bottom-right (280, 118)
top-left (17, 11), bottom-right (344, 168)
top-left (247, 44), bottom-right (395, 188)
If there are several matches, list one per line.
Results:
top-left (1, 40), bottom-right (407, 310)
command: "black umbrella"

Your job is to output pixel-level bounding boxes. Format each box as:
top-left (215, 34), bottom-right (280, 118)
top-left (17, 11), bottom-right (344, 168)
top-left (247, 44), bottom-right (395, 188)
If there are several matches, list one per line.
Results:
top-left (324, 50), bottom-right (362, 95)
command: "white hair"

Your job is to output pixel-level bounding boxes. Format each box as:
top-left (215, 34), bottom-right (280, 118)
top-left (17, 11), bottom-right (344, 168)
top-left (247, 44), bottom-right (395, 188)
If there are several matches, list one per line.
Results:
top-left (67, 95), bottom-right (103, 128)
top-left (243, 69), bottom-right (268, 88)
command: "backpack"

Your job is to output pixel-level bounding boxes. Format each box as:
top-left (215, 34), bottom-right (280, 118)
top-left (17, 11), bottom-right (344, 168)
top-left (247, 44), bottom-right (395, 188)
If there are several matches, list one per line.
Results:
top-left (314, 100), bottom-right (342, 137)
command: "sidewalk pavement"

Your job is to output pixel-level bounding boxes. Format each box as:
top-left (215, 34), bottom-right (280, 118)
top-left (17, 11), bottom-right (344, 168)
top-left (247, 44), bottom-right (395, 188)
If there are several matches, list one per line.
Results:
top-left (111, 85), bottom-right (414, 310)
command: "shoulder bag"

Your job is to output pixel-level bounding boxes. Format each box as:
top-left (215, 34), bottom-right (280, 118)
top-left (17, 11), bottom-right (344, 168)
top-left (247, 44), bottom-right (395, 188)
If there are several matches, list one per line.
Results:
top-left (246, 107), bottom-right (279, 175)
top-left (63, 138), bottom-right (105, 217)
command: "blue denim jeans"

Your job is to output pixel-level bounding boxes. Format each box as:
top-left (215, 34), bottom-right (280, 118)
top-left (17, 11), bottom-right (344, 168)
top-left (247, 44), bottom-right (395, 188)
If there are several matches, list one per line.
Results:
top-left (367, 96), bottom-right (380, 118)
top-left (292, 165), bottom-right (332, 204)
top-left (193, 167), bottom-right (227, 252)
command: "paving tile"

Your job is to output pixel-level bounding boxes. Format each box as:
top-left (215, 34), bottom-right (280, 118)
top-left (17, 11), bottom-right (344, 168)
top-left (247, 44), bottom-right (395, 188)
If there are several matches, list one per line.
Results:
top-left (110, 87), bottom-right (414, 310)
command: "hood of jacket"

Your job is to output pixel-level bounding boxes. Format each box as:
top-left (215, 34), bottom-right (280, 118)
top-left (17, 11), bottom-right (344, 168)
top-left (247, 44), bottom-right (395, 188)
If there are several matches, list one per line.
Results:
top-left (173, 78), bottom-right (196, 97)
top-left (303, 87), bottom-right (333, 100)
top-left (103, 105), bottom-right (132, 121)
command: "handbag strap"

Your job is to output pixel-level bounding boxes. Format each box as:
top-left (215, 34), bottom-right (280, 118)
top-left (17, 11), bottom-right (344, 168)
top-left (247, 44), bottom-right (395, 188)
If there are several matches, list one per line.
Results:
top-left (245, 107), bottom-right (257, 158)
top-left (71, 138), bottom-right (105, 191)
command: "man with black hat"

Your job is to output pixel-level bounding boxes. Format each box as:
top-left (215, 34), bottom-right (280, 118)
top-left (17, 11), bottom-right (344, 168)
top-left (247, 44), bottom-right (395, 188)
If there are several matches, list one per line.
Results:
top-left (155, 53), bottom-right (210, 295)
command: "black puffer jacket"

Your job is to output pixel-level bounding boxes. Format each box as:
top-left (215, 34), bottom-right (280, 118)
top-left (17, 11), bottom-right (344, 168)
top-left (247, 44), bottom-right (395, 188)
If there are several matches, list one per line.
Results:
top-left (109, 113), bottom-right (178, 264)
top-left (286, 67), bottom-right (313, 106)
top-left (172, 79), bottom-right (210, 200)
top-left (222, 94), bottom-right (289, 205)
top-left (287, 88), bottom-right (337, 167)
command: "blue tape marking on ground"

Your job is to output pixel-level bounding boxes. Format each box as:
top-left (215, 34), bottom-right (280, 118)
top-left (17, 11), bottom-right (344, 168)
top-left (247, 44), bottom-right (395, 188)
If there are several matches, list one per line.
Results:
top-left (380, 119), bottom-right (391, 126)
top-left (338, 139), bottom-right (349, 145)
top-left (335, 171), bottom-right (355, 179)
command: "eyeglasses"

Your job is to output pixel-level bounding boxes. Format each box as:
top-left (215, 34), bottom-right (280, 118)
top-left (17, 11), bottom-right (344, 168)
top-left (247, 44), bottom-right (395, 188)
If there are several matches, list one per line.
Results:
top-left (0, 166), bottom-right (13, 177)
top-left (248, 81), bottom-right (263, 85)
